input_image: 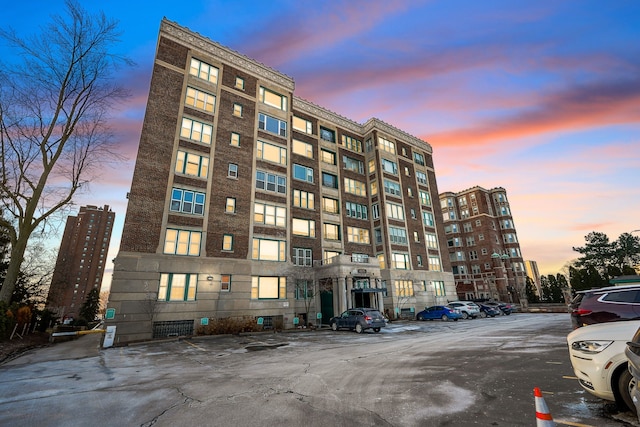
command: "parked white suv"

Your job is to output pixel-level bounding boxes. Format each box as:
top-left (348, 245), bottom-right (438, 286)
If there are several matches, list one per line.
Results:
top-left (446, 301), bottom-right (480, 319)
top-left (567, 319), bottom-right (640, 413)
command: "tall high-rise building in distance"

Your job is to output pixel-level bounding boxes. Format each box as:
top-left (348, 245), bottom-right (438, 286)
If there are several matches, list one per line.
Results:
top-left (439, 187), bottom-right (527, 303)
top-left (106, 19), bottom-right (456, 345)
top-left (46, 205), bottom-right (115, 320)
top-left (525, 260), bottom-right (542, 297)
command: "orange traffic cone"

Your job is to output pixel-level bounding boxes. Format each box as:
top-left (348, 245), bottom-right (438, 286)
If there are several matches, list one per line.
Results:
top-left (534, 387), bottom-right (555, 426)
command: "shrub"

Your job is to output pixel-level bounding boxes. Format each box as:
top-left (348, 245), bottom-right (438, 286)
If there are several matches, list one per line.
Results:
top-left (196, 316), bottom-right (262, 335)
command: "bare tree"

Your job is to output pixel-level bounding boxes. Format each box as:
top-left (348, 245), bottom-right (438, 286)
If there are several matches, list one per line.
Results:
top-left (0, 1), bottom-right (132, 303)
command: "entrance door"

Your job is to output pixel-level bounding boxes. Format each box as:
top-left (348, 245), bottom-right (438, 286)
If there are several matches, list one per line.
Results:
top-left (353, 292), bottom-right (371, 308)
top-left (320, 291), bottom-right (334, 324)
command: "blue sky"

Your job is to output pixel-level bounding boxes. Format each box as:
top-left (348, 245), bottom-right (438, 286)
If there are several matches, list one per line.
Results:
top-left (2, 1), bottom-right (639, 287)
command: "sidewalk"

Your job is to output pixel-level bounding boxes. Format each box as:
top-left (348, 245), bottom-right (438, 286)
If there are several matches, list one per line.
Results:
top-left (3, 332), bottom-right (103, 367)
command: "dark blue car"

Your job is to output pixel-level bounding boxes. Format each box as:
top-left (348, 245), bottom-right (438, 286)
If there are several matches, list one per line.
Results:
top-left (416, 305), bottom-right (462, 321)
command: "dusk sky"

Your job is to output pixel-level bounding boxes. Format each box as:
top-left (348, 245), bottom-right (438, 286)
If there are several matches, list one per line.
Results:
top-left (2, 1), bottom-right (639, 289)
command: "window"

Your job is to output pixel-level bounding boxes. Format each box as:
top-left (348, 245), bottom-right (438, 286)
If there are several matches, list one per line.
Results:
top-left (419, 190), bottom-right (431, 206)
top-left (223, 234), bottom-right (233, 251)
top-left (228, 163), bottom-right (238, 178)
top-left (322, 172), bottom-right (338, 189)
top-left (345, 202), bottom-right (368, 219)
top-left (221, 274), bottom-right (231, 291)
top-left (292, 139), bottom-right (313, 158)
top-left (410, 208), bottom-right (416, 219)
top-left (372, 203), bottom-right (380, 219)
top-left (341, 135), bottom-right (362, 152)
top-left (158, 273), bottom-right (197, 301)
top-left (259, 113), bottom-right (287, 137)
top-left (293, 248), bottom-right (313, 266)
top-left (347, 227), bottom-right (370, 244)
top-left (233, 103), bottom-right (243, 117)
top-left (463, 222), bottom-right (472, 232)
top-left (323, 223), bottom-right (340, 240)
top-left (251, 276), bottom-right (286, 299)
top-left (413, 152), bottom-right (425, 166)
top-left (374, 228), bottom-right (382, 244)
top-left (416, 171), bottom-right (427, 185)
top-left (425, 233), bottom-right (438, 249)
top-left (164, 229), bottom-right (201, 256)
top-left (293, 218), bottom-right (316, 237)
top-left (429, 256), bottom-right (442, 271)
top-left (293, 164), bottom-right (314, 183)
top-left (447, 237), bottom-right (462, 247)
top-left (259, 86), bottom-right (287, 111)
top-left (321, 149), bottom-right (336, 165)
top-left (368, 159), bottom-right (376, 174)
top-left (320, 127), bottom-right (335, 142)
top-left (322, 197), bottom-right (339, 214)
top-left (295, 280), bottom-right (313, 299)
top-left (189, 58), bottom-right (218, 84)
top-left (180, 117), bottom-right (212, 144)
top-left (225, 198), bottom-right (236, 213)
top-left (417, 255), bottom-right (423, 267)
top-left (293, 189), bottom-right (315, 209)
top-left (344, 178), bottom-right (366, 196)
top-left (413, 231), bottom-right (420, 242)
top-left (404, 167), bottom-right (410, 176)
top-left (422, 212), bottom-right (434, 227)
top-left (365, 138), bottom-right (374, 152)
top-left (170, 188), bottom-right (205, 215)
top-left (407, 187), bottom-right (413, 197)
top-left (292, 116), bottom-right (313, 134)
top-left (257, 140), bottom-right (287, 165)
top-left (386, 202), bottom-right (405, 220)
top-left (235, 77), bottom-right (244, 90)
top-left (185, 87), bottom-right (215, 113)
top-left (382, 159), bottom-right (398, 175)
top-left (383, 180), bottom-right (401, 196)
top-left (433, 280), bottom-right (446, 296)
top-left (379, 136), bottom-right (395, 154)
top-left (254, 202), bottom-right (286, 227)
top-left (392, 253), bottom-right (409, 269)
top-left (395, 280), bottom-right (414, 297)
top-left (256, 170), bottom-right (286, 194)
top-left (370, 181), bottom-right (378, 196)
top-left (324, 250), bottom-right (341, 262)
top-left (389, 227), bottom-right (407, 244)
top-left (230, 132), bottom-right (240, 146)
top-left (466, 236), bottom-right (476, 246)
top-left (469, 250), bottom-right (478, 260)
top-left (343, 156), bottom-right (364, 173)
top-left (252, 238), bottom-right (286, 261)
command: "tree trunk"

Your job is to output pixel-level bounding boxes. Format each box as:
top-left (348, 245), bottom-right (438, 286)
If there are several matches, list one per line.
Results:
top-left (0, 237), bottom-right (28, 303)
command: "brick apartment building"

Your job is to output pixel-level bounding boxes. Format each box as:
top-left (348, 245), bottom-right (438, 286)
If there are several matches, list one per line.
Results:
top-left (106, 19), bottom-right (456, 345)
top-left (439, 187), bottom-right (527, 303)
top-left (46, 205), bottom-right (115, 320)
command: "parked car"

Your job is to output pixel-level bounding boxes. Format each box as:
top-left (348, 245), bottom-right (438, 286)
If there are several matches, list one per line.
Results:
top-left (625, 326), bottom-right (640, 419)
top-left (477, 304), bottom-right (500, 318)
top-left (569, 284), bottom-right (640, 329)
top-left (329, 308), bottom-right (386, 333)
top-left (481, 301), bottom-right (513, 315)
top-left (416, 305), bottom-right (462, 321)
top-left (446, 301), bottom-right (480, 319)
top-left (567, 320), bottom-right (640, 413)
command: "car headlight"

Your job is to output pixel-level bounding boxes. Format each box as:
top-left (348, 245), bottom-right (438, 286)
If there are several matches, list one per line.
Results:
top-left (571, 340), bottom-right (613, 354)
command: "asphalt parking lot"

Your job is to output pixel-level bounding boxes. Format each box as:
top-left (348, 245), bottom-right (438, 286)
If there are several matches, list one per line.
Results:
top-left (1, 313), bottom-right (639, 426)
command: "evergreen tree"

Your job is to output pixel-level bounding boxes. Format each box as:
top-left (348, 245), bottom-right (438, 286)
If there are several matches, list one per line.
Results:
top-left (525, 276), bottom-right (539, 303)
top-left (78, 288), bottom-right (100, 322)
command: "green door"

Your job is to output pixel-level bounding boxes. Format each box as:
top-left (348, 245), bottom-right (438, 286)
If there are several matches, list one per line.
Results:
top-left (320, 291), bottom-right (334, 324)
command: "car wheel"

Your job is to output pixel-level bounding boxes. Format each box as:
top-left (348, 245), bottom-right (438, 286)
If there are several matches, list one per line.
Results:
top-left (331, 322), bottom-right (338, 331)
top-left (441, 314), bottom-right (448, 321)
top-left (480, 311), bottom-right (487, 318)
top-left (417, 314), bottom-right (424, 321)
top-left (618, 368), bottom-right (637, 414)
top-left (373, 328), bottom-right (381, 333)
top-left (504, 311), bottom-right (511, 315)
top-left (355, 323), bottom-right (363, 334)
top-left (461, 312), bottom-right (469, 319)
top-left (453, 318), bottom-right (459, 321)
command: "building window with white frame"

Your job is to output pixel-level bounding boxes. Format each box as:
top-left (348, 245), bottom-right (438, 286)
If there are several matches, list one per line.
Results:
top-left (259, 113), bottom-right (287, 137)
top-left (341, 135), bottom-right (362, 152)
top-left (419, 190), bottom-right (431, 206)
top-left (252, 238), bottom-right (286, 261)
top-left (235, 77), bottom-right (244, 90)
top-left (347, 227), bottom-right (370, 244)
top-left (389, 227), bottom-right (407, 244)
top-left (292, 116), bottom-right (313, 134)
top-left (416, 171), bottom-right (428, 185)
top-left (323, 223), bottom-right (341, 241)
top-left (343, 155), bottom-right (364, 173)
top-left (222, 234), bottom-right (233, 251)
top-left (221, 274), bottom-right (231, 291)
top-left (259, 86), bottom-right (287, 111)
top-left (391, 253), bottom-right (410, 269)
top-left (428, 256), bottom-right (442, 271)
top-left (189, 58), bottom-right (218, 84)
top-left (180, 117), bottom-right (212, 144)
top-left (257, 140), bottom-right (287, 165)
top-left (293, 218), bottom-right (316, 237)
top-left (164, 229), bottom-right (201, 256)
top-left (293, 189), bottom-right (315, 209)
top-left (413, 152), bottom-right (425, 166)
top-left (345, 202), bottom-right (368, 219)
top-left (293, 248), bottom-right (312, 266)
top-left (425, 233), bottom-right (438, 249)
top-left (344, 178), bottom-right (366, 196)
top-left (230, 132), bottom-right (240, 146)
top-left (293, 164), bottom-right (314, 183)
top-left (228, 163), bottom-right (238, 178)
top-left (394, 280), bottom-right (414, 297)
top-left (422, 211), bottom-right (434, 227)
top-left (382, 159), bottom-right (398, 175)
top-left (378, 136), bottom-right (395, 154)
top-left (433, 280), bottom-right (446, 296)
top-left (170, 188), bottom-right (205, 215)
top-left (386, 202), bottom-right (405, 221)
top-left (185, 87), bottom-right (216, 113)
top-left (233, 103), bottom-right (243, 117)
top-left (322, 197), bottom-right (339, 214)
top-left (225, 198), bottom-right (236, 213)
top-left (383, 179), bottom-right (401, 196)
top-left (292, 139), bottom-right (313, 158)
top-left (254, 202), bottom-right (286, 227)
top-left (256, 170), bottom-right (286, 194)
